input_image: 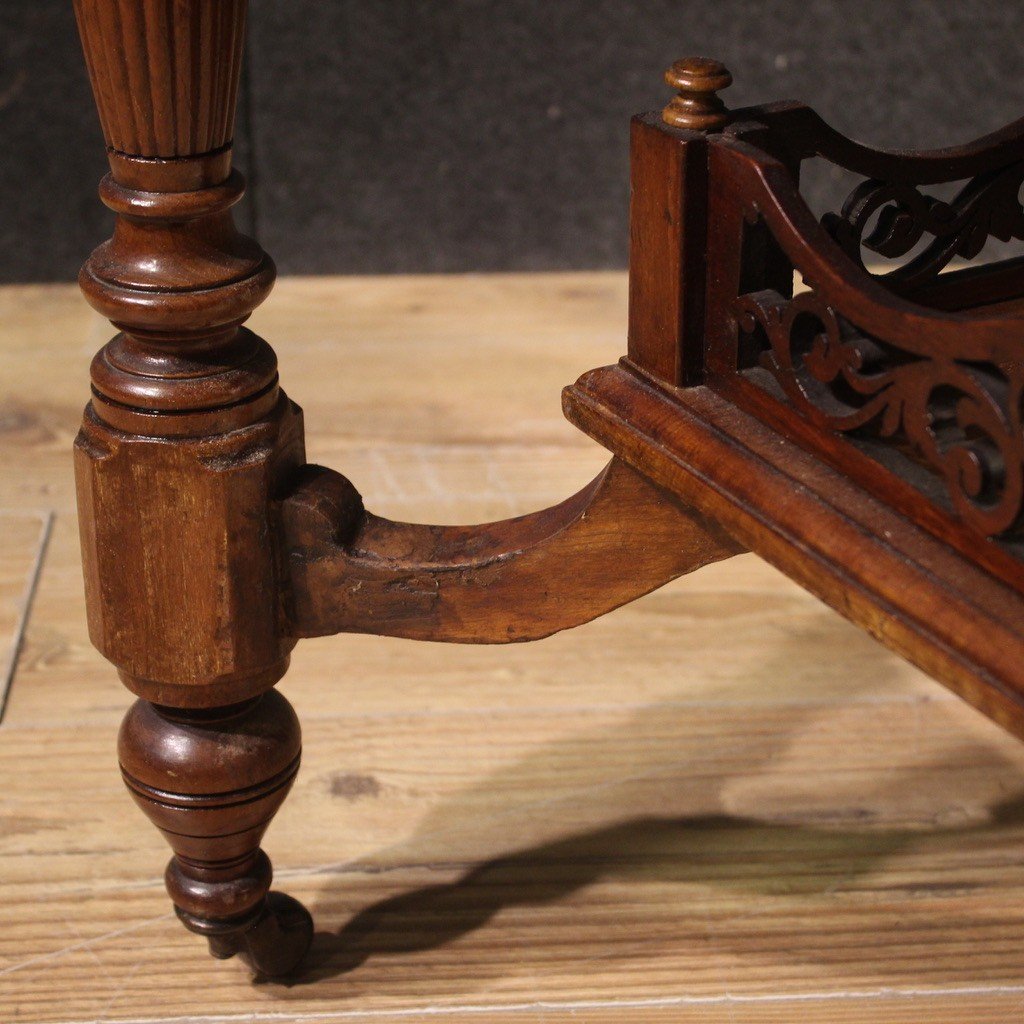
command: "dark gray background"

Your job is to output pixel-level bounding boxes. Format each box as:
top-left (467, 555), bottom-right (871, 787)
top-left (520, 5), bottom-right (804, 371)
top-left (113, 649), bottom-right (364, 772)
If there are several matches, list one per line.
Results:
top-left (3, 0), bottom-right (1023, 283)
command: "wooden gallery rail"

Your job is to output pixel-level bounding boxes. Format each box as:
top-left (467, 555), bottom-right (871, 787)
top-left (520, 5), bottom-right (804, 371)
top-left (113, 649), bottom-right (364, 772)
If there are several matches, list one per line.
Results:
top-left (71, 2), bottom-right (1024, 978)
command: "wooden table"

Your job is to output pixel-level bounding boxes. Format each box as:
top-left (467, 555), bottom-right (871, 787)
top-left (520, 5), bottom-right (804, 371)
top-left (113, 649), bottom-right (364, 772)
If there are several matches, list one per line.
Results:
top-left (3, 276), bottom-right (1024, 1023)
top-left (39, 0), bottom-right (1024, 1007)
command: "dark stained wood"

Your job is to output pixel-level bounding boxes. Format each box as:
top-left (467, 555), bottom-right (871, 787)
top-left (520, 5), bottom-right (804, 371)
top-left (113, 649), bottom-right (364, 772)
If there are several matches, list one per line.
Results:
top-left (68, 21), bottom-right (1024, 989)
top-left (73, 0), bottom-right (248, 158)
top-left (119, 693), bottom-right (312, 974)
top-left (563, 364), bottom-right (1024, 741)
top-left (702, 134), bottom-right (1024, 565)
top-left (70, 0), bottom-right (747, 978)
top-left (902, 254), bottom-right (1024, 312)
top-left (822, 169), bottom-right (1024, 293)
top-left (72, 0), bottom-right (312, 977)
top-left (755, 101), bottom-right (1024, 184)
top-left (707, 371), bottom-right (1024, 594)
top-left (75, 395), bottom-right (305, 707)
top-left (626, 115), bottom-right (710, 386)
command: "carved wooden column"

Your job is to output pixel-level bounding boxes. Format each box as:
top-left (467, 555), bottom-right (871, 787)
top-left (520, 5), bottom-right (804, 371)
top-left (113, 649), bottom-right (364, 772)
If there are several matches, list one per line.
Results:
top-left (72, 0), bottom-right (313, 975)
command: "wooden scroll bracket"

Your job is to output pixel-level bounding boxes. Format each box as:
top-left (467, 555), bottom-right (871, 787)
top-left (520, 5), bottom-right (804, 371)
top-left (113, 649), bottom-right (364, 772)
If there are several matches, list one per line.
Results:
top-left (279, 458), bottom-right (742, 644)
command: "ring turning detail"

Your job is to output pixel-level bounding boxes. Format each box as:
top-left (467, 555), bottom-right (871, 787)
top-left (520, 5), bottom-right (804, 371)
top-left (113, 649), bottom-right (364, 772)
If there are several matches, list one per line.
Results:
top-left (72, 0), bottom-right (1024, 982)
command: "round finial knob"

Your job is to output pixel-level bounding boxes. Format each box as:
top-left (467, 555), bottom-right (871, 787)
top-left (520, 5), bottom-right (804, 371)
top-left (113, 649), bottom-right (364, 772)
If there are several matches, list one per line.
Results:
top-left (662, 57), bottom-right (733, 131)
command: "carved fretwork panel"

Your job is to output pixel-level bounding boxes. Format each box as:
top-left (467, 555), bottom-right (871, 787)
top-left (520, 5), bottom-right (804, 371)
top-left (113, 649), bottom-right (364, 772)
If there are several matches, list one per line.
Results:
top-left (822, 161), bottom-right (1024, 289)
top-left (735, 287), bottom-right (1024, 540)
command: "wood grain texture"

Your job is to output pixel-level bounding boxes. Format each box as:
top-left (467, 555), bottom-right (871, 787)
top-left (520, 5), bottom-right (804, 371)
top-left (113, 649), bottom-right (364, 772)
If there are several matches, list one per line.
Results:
top-left (0, 512), bottom-right (51, 721)
top-left (662, 57), bottom-right (733, 131)
top-left (565, 365), bottom-right (1024, 738)
top-left (76, 395), bottom-right (305, 706)
top-left (72, 0), bottom-right (316, 971)
top-left (625, 115), bottom-right (708, 385)
top-left (283, 457), bottom-right (741, 642)
top-left (73, 0), bottom-right (248, 157)
top-left (4, 276), bottom-right (1024, 1021)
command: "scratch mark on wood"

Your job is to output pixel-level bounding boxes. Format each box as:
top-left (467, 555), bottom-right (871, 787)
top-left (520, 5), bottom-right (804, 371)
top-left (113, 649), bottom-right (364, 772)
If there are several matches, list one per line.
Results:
top-left (0, 911), bottom-right (170, 978)
top-left (0, 509), bottom-right (54, 726)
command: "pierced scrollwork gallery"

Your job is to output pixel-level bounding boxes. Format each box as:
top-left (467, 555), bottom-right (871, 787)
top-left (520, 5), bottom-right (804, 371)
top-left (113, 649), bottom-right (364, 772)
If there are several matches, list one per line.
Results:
top-left (736, 288), bottom-right (1024, 538)
top-left (822, 160), bottom-right (1024, 289)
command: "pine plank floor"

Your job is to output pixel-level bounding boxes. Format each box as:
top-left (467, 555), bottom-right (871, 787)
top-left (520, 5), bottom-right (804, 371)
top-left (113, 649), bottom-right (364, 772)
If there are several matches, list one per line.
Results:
top-left (1, 274), bottom-right (1023, 1023)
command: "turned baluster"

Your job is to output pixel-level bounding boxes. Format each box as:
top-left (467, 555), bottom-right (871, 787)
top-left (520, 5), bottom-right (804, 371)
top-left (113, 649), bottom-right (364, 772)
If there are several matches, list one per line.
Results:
top-left (72, 0), bottom-right (312, 975)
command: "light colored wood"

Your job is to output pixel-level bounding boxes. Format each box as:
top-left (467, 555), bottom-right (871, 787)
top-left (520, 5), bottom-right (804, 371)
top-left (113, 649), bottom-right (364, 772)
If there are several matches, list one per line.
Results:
top-left (2, 274), bottom-right (1024, 1022)
top-left (0, 511), bottom-right (51, 720)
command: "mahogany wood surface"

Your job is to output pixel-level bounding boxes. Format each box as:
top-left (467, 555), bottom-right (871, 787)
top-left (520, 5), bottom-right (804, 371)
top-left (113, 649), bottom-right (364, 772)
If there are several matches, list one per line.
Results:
top-left (625, 116), bottom-right (708, 385)
top-left (564, 364), bottom-right (1024, 739)
top-left (72, 0), bottom-right (312, 975)
top-left (68, 1), bottom-right (1024, 987)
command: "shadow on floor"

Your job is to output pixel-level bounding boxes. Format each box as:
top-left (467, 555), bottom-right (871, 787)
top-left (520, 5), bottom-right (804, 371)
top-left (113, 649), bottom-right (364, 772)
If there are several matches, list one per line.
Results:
top-left (276, 609), bottom-right (1024, 989)
top-left (287, 791), bottom-right (1024, 986)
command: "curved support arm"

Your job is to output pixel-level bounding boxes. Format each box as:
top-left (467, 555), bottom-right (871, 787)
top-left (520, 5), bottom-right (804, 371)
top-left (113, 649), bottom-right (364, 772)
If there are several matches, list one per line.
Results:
top-left (752, 103), bottom-right (1024, 184)
top-left (715, 138), bottom-right (1024, 362)
top-left (280, 457), bottom-right (742, 643)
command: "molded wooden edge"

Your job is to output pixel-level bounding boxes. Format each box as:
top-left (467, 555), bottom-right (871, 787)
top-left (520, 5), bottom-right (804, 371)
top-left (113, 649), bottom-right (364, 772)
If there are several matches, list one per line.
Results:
top-left (280, 457), bottom-right (742, 644)
top-left (563, 364), bottom-right (1024, 741)
top-left (748, 102), bottom-right (1024, 183)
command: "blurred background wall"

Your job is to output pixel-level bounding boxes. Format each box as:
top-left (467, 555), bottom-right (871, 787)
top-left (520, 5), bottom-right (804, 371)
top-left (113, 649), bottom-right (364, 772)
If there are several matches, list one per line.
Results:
top-left (3, 0), bottom-right (1023, 283)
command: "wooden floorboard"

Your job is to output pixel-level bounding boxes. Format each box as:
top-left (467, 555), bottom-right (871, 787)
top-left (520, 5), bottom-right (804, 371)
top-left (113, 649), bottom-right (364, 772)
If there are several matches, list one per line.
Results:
top-left (0, 510), bottom-right (51, 722)
top-left (2, 274), bottom-right (1023, 1022)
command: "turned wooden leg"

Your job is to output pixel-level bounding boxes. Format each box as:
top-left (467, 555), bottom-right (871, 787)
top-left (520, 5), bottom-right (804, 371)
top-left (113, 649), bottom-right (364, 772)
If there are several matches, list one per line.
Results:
top-left (71, 0), bottom-right (313, 974)
top-left (118, 695), bottom-right (312, 975)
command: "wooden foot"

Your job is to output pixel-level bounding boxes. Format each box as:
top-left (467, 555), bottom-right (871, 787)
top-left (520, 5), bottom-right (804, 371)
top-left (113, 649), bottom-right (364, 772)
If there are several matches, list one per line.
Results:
top-left (194, 892), bottom-right (314, 976)
top-left (119, 694), bottom-right (312, 977)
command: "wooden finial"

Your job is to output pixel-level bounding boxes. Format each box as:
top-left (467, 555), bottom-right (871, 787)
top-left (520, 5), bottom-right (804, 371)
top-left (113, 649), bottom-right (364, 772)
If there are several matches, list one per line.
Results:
top-left (662, 57), bottom-right (733, 131)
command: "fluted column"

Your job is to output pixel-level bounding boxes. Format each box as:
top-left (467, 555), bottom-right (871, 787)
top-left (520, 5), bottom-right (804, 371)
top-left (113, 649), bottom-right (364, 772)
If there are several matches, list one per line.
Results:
top-left (72, 0), bottom-right (313, 976)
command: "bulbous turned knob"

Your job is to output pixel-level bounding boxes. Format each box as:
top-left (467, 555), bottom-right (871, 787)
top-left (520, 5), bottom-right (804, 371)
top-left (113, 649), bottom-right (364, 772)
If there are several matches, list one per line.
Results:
top-left (662, 57), bottom-right (733, 131)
